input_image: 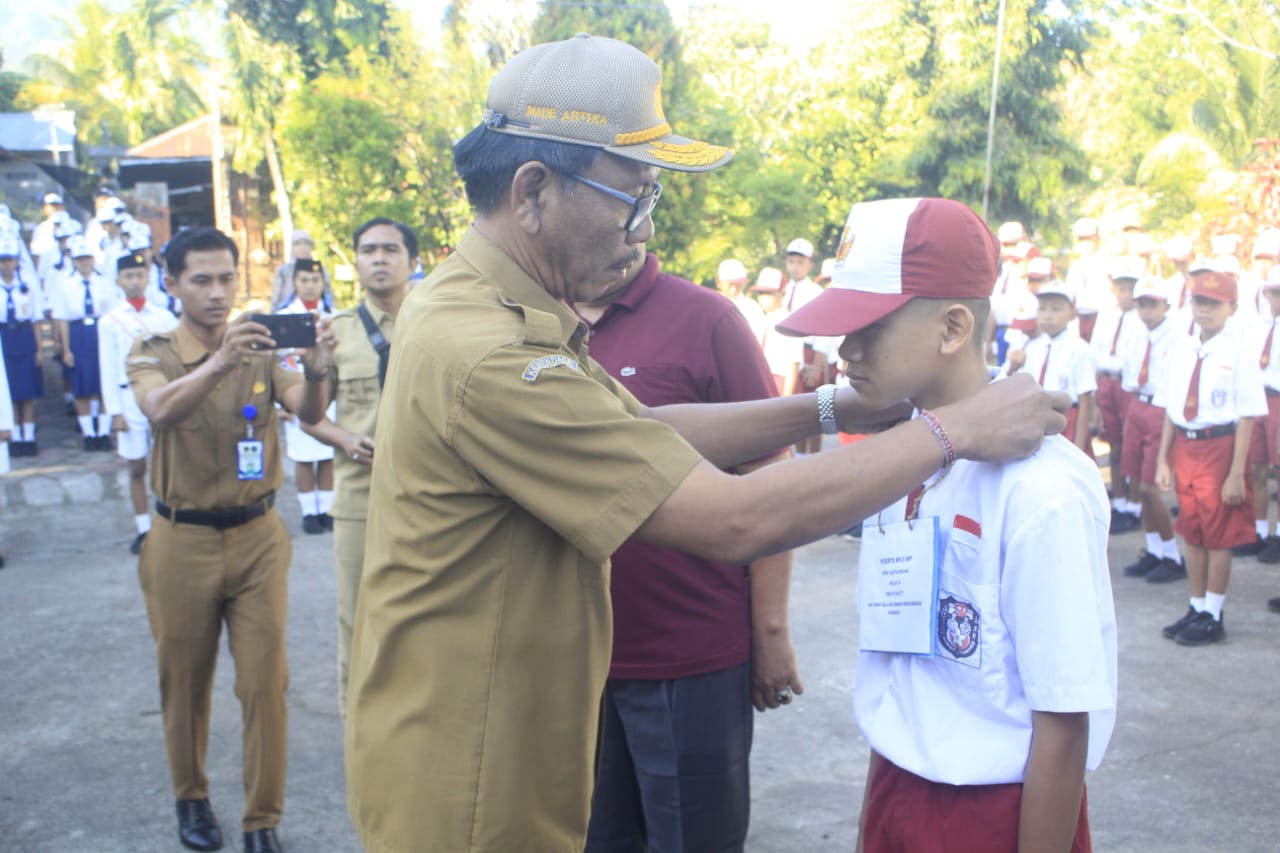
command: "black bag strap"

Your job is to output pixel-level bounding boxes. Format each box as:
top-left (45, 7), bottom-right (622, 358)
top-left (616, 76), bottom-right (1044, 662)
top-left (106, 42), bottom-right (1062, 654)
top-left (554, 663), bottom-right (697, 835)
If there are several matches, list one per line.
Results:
top-left (356, 304), bottom-right (391, 389)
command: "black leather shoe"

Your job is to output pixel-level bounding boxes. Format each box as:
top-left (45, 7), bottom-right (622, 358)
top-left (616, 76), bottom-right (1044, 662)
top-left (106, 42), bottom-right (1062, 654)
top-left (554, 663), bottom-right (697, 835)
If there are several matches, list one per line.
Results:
top-left (176, 798), bottom-right (223, 851)
top-left (319, 512), bottom-right (334, 531)
top-left (243, 828), bottom-right (283, 853)
top-left (130, 532), bottom-right (148, 555)
top-left (302, 514), bottom-right (324, 534)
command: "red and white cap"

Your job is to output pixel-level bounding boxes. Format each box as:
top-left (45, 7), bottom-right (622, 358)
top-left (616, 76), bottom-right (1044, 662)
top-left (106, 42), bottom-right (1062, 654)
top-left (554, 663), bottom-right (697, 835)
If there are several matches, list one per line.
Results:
top-left (777, 198), bottom-right (998, 338)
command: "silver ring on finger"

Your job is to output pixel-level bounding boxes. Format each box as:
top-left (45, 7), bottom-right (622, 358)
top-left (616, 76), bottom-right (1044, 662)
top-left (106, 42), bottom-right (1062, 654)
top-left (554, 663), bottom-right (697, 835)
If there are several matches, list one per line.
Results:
top-left (776, 689), bottom-right (793, 704)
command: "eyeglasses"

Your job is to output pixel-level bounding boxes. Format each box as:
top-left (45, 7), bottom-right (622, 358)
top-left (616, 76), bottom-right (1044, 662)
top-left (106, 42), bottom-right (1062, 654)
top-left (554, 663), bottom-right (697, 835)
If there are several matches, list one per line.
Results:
top-left (568, 174), bottom-right (663, 232)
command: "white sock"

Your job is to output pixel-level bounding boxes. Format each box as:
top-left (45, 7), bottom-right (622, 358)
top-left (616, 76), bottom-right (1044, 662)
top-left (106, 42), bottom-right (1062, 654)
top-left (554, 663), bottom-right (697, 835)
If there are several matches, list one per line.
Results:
top-left (63, 392), bottom-right (74, 403)
top-left (22, 422), bottom-right (34, 441)
top-left (89, 398), bottom-right (100, 417)
top-left (95, 414), bottom-right (111, 437)
top-left (795, 450), bottom-right (808, 457)
top-left (1145, 532), bottom-right (1162, 555)
top-left (135, 513), bottom-right (151, 535)
top-left (297, 490), bottom-right (316, 516)
top-left (1191, 596), bottom-right (1206, 612)
top-left (317, 490), bottom-right (334, 515)
top-left (1125, 500), bottom-right (1142, 516)
top-left (1257, 519), bottom-right (1270, 539)
top-left (1204, 591), bottom-right (1226, 620)
top-left (1162, 538), bottom-right (1181, 562)
top-left (77, 415), bottom-right (93, 436)
top-left (1112, 497), bottom-right (1125, 512)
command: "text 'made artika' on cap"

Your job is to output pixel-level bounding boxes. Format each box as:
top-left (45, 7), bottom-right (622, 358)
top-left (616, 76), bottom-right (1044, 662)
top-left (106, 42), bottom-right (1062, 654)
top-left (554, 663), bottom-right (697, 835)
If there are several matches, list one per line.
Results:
top-left (481, 33), bottom-right (733, 173)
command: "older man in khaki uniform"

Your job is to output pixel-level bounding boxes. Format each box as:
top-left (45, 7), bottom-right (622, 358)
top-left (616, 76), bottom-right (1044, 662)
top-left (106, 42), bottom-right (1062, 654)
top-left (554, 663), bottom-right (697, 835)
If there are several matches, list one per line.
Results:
top-left (345, 34), bottom-right (1071, 853)
top-left (130, 227), bottom-right (334, 853)
top-left (301, 217), bottom-right (415, 715)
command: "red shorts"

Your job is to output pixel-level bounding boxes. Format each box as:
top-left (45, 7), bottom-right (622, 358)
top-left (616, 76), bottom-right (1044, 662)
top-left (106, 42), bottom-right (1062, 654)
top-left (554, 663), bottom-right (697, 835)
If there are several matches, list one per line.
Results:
top-left (862, 757), bottom-right (1092, 853)
top-left (1246, 391), bottom-right (1280, 467)
top-left (1172, 432), bottom-right (1256, 549)
top-left (1120, 398), bottom-right (1165, 485)
top-left (1094, 374), bottom-right (1132, 445)
top-left (1065, 405), bottom-right (1095, 460)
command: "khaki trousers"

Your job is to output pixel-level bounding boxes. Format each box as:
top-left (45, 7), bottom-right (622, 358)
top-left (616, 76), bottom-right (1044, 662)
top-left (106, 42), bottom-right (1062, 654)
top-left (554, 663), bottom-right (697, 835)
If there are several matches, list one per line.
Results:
top-left (138, 509), bottom-right (291, 832)
top-left (333, 516), bottom-right (366, 718)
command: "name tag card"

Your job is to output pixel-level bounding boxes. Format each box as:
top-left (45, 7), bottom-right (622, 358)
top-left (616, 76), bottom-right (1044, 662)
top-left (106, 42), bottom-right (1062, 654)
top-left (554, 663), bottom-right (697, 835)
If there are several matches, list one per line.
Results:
top-left (237, 439), bottom-right (265, 480)
top-left (858, 517), bottom-right (941, 655)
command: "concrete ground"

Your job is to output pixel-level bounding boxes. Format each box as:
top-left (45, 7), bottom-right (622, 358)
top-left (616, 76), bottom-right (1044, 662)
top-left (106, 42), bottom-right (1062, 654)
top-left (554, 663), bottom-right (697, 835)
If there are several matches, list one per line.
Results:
top-left (2, 387), bottom-right (1279, 852)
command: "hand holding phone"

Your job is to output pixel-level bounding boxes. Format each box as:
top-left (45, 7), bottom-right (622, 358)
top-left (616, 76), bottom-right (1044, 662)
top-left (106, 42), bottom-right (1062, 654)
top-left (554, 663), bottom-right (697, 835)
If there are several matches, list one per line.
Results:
top-left (245, 313), bottom-right (317, 349)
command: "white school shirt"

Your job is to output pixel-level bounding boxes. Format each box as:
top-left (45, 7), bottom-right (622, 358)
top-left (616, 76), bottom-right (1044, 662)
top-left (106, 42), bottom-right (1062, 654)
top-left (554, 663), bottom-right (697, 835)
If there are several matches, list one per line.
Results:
top-left (854, 435), bottom-right (1118, 785)
top-left (784, 276), bottom-right (825, 348)
top-left (760, 306), bottom-right (804, 378)
top-left (145, 263), bottom-right (182, 316)
top-left (1252, 315), bottom-right (1280, 393)
top-left (1154, 327), bottom-right (1268, 430)
top-left (1121, 317), bottom-right (1178, 399)
top-left (1019, 328), bottom-right (1097, 403)
top-left (48, 270), bottom-right (120, 322)
top-left (731, 294), bottom-right (767, 347)
top-left (1090, 305), bottom-right (1142, 374)
top-left (0, 274), bottom-right (44, 322)
top-left (98, 300), bottom-right (179, 419)
top-left (1066, 253), bottom-right (1112, 316)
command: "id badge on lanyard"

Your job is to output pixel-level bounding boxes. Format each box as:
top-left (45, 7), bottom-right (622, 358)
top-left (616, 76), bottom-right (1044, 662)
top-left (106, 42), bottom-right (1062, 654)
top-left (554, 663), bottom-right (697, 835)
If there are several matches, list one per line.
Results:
top-left (237, 403), bottom-right (265, 480)
top-left (857, 503), bottom-right (941, 656)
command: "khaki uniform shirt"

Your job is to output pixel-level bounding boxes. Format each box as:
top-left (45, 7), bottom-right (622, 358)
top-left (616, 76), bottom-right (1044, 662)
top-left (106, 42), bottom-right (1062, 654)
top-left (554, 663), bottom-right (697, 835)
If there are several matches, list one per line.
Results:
top-left (345, 228), bottom-right (704, 853)
top-left (327, 300), bottom-right (394, 520)
top-left (127, 322), bottom-right (302, 508)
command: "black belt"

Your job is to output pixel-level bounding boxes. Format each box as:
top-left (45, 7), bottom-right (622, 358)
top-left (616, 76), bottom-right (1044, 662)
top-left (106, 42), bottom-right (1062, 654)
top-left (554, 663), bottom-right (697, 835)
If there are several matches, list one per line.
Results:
top-left (1267, 387), bottom-right (1280, 398)
top-left (0, 321), bottom-right (31, 330)
top-left (1181, 424), bottom-right (1236, 441)
top-left (155, 493), bottom-right (275, 529)
top-left (70, 317), bottom-right (96, 326)
top-left (1137, 392), bottom-right (1155, 405)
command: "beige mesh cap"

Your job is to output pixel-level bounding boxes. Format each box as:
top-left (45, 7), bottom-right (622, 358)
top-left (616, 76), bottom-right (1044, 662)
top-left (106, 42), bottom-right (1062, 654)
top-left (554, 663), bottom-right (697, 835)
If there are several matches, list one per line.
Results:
top-left (482, 33), bottom-right (733, 173)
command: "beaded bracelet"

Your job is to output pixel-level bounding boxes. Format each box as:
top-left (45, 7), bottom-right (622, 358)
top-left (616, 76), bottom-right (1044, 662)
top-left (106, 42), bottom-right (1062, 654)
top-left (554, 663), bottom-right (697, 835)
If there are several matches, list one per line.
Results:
top-left (917, 408), bottom-right (956, 470)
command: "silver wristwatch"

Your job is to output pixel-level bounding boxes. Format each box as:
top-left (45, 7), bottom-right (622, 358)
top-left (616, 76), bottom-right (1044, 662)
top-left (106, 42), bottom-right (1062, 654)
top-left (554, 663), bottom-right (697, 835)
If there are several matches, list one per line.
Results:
top-left (817, 383), bottom-right (838, 435)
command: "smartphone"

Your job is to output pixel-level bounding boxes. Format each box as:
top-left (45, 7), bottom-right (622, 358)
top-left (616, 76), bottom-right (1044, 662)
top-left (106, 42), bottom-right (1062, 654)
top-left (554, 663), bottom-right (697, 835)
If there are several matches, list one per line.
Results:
top-left (247, 313), bottom-right (317, 349)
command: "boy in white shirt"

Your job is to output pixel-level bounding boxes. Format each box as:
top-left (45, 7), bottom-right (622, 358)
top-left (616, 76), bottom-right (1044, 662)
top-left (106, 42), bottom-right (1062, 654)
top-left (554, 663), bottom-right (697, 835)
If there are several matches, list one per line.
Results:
top-left (1242, 266), bottom-right (1280, 562)
top-left (752, 267), bottom-right (802, 396)
top-left (778, 197), bottom-right (1116, 853)
top-left (1154, 271), bottom-right (1268, 645)
top-left (98, 250), bottom-right (179, 552)
top-left (1092, 262), bottom-right (1145, 531)
top-left (1018, 281), bottom-right (1098, 458)
top-left (1118, 277), bottom-right (1185, 582)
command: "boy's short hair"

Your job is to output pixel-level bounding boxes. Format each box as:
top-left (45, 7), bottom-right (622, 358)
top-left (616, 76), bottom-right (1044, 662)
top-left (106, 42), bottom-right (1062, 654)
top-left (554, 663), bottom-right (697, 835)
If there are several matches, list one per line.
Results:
top-left (165, 227), bottom-right (239, 280)
top-left (776, 198), bottom-right (998, 338)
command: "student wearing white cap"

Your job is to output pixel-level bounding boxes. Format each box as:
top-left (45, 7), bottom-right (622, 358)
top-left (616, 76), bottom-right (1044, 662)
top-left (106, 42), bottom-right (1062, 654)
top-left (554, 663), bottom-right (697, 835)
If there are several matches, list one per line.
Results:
top-left (30, 192), bottom-right (67, 257)
top-left (778, 197), bottom-right (1115, 853)
top-left (716, 257), bottom-right (766, 345)
top-left (49, 236), bottom-right (119, 450)
top-left (1092, 258), bottom-right (1146, 532)
top-left (751, 267), bottom-right (802, 396)
top-left (0, 237), bottom-right (44, 457)
top-left (0, 207), bottom-right (38, 286)
top-left (1018, 279), bottom-right (1098, 458)
top-left (1065, 216), bottom-right (1112, 342)
top-left (783, 237), bottom-right (832, 455)
top-left (1118, 276), bottom-right (1185, 581)
top-left (1239, 265), bottom-right (1280, 563)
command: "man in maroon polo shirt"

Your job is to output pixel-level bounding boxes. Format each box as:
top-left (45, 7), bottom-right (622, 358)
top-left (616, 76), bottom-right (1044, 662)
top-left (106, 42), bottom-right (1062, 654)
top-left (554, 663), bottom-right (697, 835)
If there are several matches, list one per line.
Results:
top-left (573, 251), bottom-right (800, 852)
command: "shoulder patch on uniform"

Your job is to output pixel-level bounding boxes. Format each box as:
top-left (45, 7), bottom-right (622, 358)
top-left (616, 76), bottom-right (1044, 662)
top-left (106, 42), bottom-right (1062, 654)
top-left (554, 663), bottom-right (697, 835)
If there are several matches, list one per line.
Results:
top-left (522, 354), bottom-right (580, 383)
top-left (278, 351), bottom-right (303, 372)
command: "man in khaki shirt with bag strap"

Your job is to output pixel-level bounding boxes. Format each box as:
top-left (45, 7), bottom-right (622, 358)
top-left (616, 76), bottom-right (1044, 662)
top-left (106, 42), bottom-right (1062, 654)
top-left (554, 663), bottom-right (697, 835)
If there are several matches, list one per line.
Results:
top-left (301, 217), bottom-right (413, 716)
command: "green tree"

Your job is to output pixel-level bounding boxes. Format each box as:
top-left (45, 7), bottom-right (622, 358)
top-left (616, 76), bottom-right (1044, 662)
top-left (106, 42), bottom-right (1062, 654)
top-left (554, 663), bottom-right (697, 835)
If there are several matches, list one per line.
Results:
top-left (19, 0), bottom-right (207, 146)
top-left (0, 48), bottom-right (25, 113)
top-left (225, 0), bottom-right (399, 81)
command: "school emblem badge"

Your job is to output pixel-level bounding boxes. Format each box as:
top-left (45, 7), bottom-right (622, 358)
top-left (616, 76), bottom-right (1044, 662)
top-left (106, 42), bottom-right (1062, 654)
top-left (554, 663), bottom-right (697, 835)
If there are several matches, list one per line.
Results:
top-left (937, 594), bottom-right (981, 662)
top-left (1058, 375), bottom-right (1070, 392)
top-left (1211, 388), bottom-right (1227, 408)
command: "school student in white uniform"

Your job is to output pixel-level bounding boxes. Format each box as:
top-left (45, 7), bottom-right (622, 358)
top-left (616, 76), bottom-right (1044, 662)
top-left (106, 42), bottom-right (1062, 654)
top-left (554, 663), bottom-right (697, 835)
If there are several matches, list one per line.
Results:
top-left (1091, 260), bottom-right (1146, 531)
top-left (49, 235), bottom-right (120, 450)
top-left (1118, 276), bottom-right (1185, 582)
top-left (278, 259), bottom-right (337, 534)
top-left (0, 236), bottom-right (46, 457)
top-left (1017, 280), bottom-right (1098, 458)
top-left (1241, 265), bottom-right (1280, 564)
top-left (776, 196), bottom-right (1116, 852)
top-left (99, 250), bottom-right (179, 553)
top-left (1154, 271), bottom-right (1268, 646)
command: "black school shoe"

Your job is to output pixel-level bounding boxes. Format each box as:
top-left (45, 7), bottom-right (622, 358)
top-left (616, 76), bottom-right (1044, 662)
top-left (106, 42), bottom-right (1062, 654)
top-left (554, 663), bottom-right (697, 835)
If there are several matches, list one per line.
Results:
top-left (176, 798), bottom-right (223, 851)
top-left (1175, 610), bottom-right (1226, 646)
top-left (302, 514), bottom-right (325, 534)
top-left (130, 532), bottom-right (148, 555)
top-left (1145, 558), bottom-right (1187, 583)
top-left (318, 513), bottom-right (334, 531)
top-left (1233, 535), bottom-right (1267, 557)
top-left (1109, 510), bottom-right (1141, 534)
top-left (1123, 551), bottom-right (1162, 577)
top-left (1258, 537), bottom-right (1280, 564)
top-left (1162, 606), bottom-right (1199, 639)
top-left (243, 828), bottom-right (283, 853)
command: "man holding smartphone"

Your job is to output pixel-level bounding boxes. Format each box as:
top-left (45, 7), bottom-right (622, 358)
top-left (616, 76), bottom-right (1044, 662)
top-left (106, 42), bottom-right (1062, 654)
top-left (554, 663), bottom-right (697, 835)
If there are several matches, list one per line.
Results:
top-left (127, 227), bottom-right (336, 853)
top-left (300, 217), bottom-right (415, 716)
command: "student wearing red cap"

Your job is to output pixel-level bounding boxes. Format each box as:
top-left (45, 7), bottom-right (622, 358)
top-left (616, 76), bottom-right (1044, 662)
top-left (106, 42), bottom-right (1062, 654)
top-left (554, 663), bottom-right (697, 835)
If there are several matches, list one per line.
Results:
top-left (779, 197), bottom-right (1116, 853)
top-left (1155, 271), bottom-right (1268, 645)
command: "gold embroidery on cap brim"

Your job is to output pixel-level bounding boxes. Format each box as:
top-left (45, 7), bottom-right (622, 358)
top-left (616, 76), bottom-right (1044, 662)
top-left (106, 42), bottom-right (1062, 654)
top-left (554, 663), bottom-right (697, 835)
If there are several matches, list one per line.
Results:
top-left (614, 123), bottom-right (673, 146)
top-left (645, 139), bottom-right (729, 166)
